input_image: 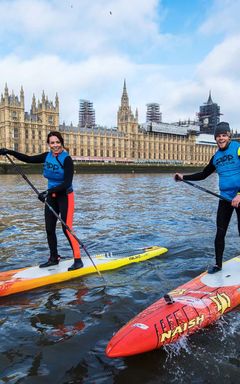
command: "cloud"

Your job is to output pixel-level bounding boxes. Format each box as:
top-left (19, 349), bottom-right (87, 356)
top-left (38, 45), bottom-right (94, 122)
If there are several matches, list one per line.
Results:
top-left (0, 53), bottom-right (137, 125)
top-left (199, 0), bottom-right (240, 36)
top-left (197, 35), bottom-right (240, 80)
top-left (0, 0), bottom-right (240, 131)
top-left (195, 34), bottom-right (240, 129)
top-left (0, 0), bottom-right (166, 58)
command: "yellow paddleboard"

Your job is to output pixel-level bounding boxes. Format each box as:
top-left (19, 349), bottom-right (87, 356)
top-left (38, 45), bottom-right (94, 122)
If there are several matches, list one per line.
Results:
top-left (0, 246), bottom-right (168, 297)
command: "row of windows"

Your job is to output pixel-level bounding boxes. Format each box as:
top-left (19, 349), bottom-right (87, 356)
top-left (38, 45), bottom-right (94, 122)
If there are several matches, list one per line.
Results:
top-left (70, 148), bottom-right (213, 161)
top-left (13, 143), bottom-right (42, 153)
top-left (12, 128), bottom-right (43, 140)
top-left (7, 139), bottom-right (215, 159)
top-left (71, 143), bottom-right (204, 153)
top-left (67, 136), bottom-right (192, 145)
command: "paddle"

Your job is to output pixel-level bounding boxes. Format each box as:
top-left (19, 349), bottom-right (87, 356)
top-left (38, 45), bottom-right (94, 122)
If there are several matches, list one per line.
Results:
top-left (182, 179), bottom-right (231, 202)
top-left (5, 154), bottom-right (106, 283)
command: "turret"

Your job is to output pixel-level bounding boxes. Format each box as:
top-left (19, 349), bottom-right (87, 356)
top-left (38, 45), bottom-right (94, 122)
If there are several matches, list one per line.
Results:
top-left (42, 90), bottom-right (46, 107)
top-left (135, 108), bottom-right (138, 121)
top-left (4, 83), bottom-right (9, 105)
top-left (20, 86), bottom-right (24, 106)
top-left (55, 93), bottom-right (59, 110)
top-left (31, 93), bottom-right (36, 113)
top-left (4, 83), bottom-right (8, 97)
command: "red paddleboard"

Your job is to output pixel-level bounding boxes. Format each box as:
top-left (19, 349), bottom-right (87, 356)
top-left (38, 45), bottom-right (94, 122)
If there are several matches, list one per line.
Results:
top-left (106, 256), bottom-right (240, 358)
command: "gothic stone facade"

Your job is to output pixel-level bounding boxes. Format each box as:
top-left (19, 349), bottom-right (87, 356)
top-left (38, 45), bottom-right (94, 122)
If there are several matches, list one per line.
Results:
top-left (0, 83), bottom-right (216, 165)
top-left (60, 81), bottom-right (216, 165)
top-left (0, 84), bottom-right (59, 154)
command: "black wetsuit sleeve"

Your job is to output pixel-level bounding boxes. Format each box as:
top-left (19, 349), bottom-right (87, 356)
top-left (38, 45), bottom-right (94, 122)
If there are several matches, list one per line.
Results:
top-left (183, 156), bottom-right (216, 181)
top-left (7, 150), bottom-right (47, 163)
top-left (48, 156), bottom-right (74, 194)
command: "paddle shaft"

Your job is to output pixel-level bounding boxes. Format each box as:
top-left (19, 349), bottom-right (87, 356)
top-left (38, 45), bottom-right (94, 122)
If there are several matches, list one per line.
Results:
top-left (5, 154), bottom-right (105, 281)
top-left (182, 179), bottom-right (231, 202)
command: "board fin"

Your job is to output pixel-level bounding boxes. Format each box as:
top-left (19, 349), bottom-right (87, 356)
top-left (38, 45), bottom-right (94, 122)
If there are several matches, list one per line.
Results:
top-left (164, 293), bottom-right (175, 305)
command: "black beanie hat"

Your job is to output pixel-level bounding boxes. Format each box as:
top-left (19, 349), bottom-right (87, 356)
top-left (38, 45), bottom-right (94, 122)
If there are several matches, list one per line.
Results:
top-left (214, 122), bottom-right (230, 138)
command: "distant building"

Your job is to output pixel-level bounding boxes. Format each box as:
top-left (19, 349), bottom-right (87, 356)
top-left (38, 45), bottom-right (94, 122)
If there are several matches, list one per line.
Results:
top-left (0, 84), bottom-right (59, 153)
top-left (58, 81), bottom-right (215, 165)
top-left (0, 82), bottom-right (217, 166)
top-left (146, 103), bottom-right (162, 124)
top-left (78, 99), bottom-right (95, 128)
top-left (198, 91), bottom-right (221, 134)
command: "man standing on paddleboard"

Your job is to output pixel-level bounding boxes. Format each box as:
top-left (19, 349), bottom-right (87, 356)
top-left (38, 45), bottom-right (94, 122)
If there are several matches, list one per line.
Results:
top-left (0, 131), bottom-right (83, 271)
top-left (174, 122), bottom-right (240, 274)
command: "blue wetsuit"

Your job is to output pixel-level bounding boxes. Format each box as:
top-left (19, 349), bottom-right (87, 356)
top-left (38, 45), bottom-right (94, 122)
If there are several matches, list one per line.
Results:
top-left (183, 141), bottom-right (240, 268)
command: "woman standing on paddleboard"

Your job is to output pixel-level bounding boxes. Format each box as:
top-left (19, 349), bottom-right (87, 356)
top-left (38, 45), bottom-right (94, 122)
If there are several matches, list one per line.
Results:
top-left (174, 122), bottom-right (240, 274)
top-left (0, 131), bottom-right (83, 271)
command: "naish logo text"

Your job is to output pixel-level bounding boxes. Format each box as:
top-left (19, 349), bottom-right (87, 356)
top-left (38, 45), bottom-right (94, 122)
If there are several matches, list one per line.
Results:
top-left (160, 315), bottom-right (204, 342)
top-left (215, 154), bottom-right (234, 166)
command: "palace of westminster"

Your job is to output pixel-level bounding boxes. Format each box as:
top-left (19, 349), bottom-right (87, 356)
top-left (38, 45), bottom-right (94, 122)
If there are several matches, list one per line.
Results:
top-left (0, 81), bottom-right (225, 166)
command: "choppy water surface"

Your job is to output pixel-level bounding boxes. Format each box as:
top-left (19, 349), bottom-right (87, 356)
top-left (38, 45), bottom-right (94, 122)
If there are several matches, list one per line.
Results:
top-left (0, 173), bottom-right (240, 384)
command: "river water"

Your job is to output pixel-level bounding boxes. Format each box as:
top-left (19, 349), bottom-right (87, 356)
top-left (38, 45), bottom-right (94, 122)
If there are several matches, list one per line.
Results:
top-left (0, 172), bottom-right (240, 384)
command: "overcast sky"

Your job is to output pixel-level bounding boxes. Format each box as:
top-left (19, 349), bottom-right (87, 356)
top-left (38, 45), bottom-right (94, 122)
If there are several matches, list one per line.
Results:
top-left (0, 0), bottom-right (239, 130)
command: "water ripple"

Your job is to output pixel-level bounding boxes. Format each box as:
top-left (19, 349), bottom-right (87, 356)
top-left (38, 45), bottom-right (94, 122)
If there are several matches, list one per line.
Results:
top-left (0, 173), bottom-right (239, 383)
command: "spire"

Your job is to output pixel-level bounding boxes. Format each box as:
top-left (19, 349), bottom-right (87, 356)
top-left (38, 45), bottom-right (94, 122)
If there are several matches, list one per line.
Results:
top-left (41, 90), bottom-right (46, 110)
top-left (31, 93), bottom-right (36, 109)
top-left (4, 83), bottom-right (8, 97)
top-left (121, 79), bottom-right (129, 108)
top-left (42, 90), bottom-right (45, 103)
top-left (20, 85), bottom-right (24, 98)
top-left (135, 108), bottom-right (138, 120)
top-left (20, 85), bottom-right (24, 105)
top-left (55, 92), bottom-right (59, 108)
top-left (207, 90), bottom-right (213, 105)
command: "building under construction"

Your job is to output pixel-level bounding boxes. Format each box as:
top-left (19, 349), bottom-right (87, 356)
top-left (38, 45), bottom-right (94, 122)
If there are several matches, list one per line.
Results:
top-left (146, 103), bottom-right (162, 124)
top-left (78, 99), bottom-right (95, 128)
top-left (198, 92), bottom-right (221, 134)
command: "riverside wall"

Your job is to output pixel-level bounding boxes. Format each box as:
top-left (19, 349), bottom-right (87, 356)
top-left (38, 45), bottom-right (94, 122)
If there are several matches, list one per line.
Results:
top-left (0, 162), bottom-right (203, 174)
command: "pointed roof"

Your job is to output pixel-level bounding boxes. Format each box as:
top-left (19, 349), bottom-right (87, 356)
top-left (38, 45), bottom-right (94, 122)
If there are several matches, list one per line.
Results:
top-left (207, 90), bottom-right (213, 105)
top-left (55, 92), bottom-right (59, 106)
top-left (4, 83), bottom-right (8, 96)
top-left (121, 79), bottom-right (129, 108)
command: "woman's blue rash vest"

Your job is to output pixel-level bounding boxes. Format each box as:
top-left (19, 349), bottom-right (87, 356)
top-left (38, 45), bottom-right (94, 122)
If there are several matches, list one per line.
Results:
top-left (213, 141), bottom-right (240, 200)
top-left (43, 151), bottom-right (72, 192)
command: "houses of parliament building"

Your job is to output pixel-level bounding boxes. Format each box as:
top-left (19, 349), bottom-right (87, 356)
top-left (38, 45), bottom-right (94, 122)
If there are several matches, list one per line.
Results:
top-left (0, 82), bottom-right (217, 166)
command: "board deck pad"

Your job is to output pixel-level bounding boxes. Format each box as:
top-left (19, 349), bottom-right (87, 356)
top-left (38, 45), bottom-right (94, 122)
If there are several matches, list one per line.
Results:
top-left (106, 256), bottom-right (240, 358)
top-left (0, 246), bottom-right (168, 297)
